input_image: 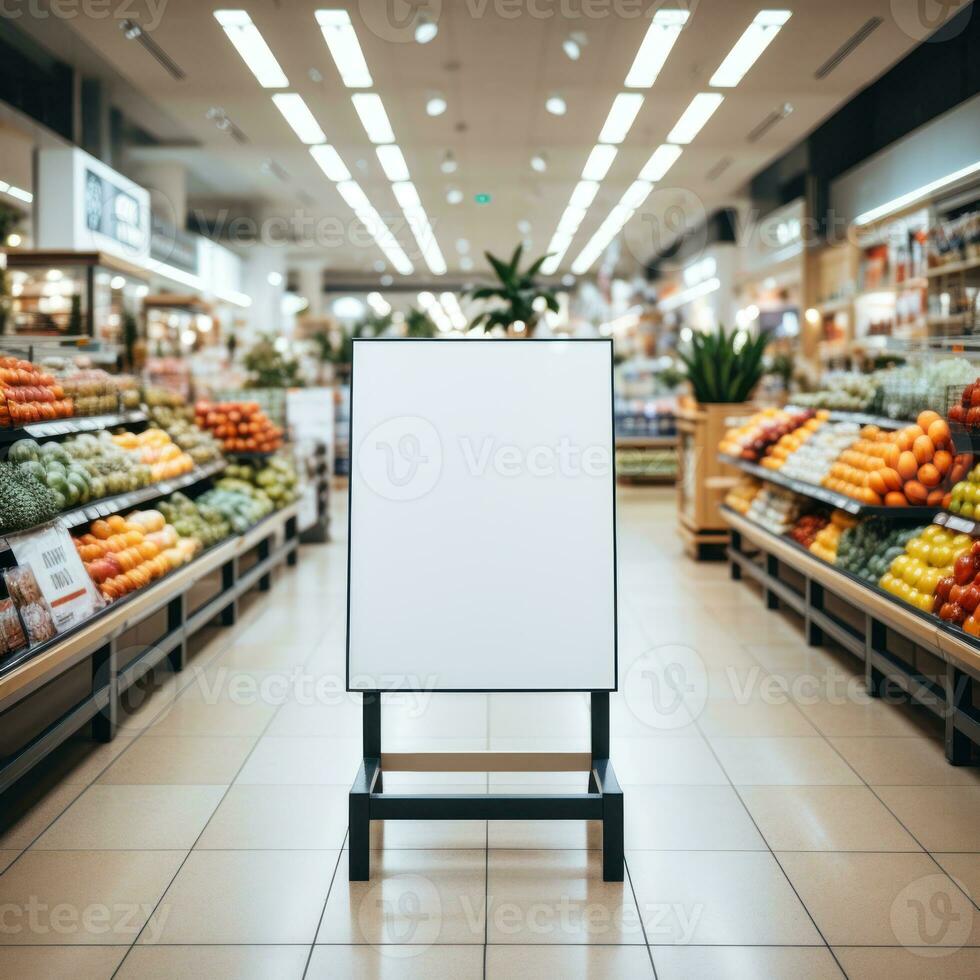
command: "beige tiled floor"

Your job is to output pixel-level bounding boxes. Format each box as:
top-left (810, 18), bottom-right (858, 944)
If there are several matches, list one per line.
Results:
top-left (0, 488), bottom-right (977, 978)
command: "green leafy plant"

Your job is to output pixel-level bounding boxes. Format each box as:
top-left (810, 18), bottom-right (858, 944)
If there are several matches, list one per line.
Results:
top-left (466, 244), bottom-right (558, 336)
top-left (766, 352), bottom-right (794, 390)
top-left (405, 307), bottom-right (437, 338)
top-left (678, 327), bottom-right (767, 404)
top-left (243, 336), bottom-right (304, 388)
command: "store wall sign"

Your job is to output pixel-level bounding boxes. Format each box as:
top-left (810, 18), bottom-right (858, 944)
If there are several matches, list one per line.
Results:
top-left (85, 169), bottom-right (146, 253)
top-left (37, 148), bottom-right (151, 264)
top-left (150, 215), bottom-right (199, 274)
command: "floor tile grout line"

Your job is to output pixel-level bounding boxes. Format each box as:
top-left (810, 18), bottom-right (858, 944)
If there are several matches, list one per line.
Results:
top-left (661, 662), bottom-right (849, 980)
top-left (734, 630), bottom-right (980, 914)
top-left (622, 855), bottom-right (658, 979)
top-left (483, 819), bottom-right (489, 979)
top-left (110, 584), bottom-right (310, 978)
top-left (301, 832), bottom-right (347, 980)
top-left (0, 595), bottom-right (324, 873)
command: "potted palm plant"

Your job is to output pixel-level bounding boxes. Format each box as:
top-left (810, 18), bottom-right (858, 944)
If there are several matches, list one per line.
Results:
top-left (466, 245), bottom-right (558, 336)
top-left (675, 327), bottom-right (767, 560)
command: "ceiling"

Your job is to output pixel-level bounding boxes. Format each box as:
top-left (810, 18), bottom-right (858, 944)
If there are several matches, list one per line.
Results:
top-left (18, 0), bottom-right (970, 282)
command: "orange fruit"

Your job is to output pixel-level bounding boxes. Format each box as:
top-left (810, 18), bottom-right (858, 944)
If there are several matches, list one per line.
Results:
top-left (934, 450), bottom-right (953, 474)
top-left (904, 480), bottom-right (928, 505)
top-left (917, 410), bottom-right (941, 431)
top-left (884, 445), bottom-right (901, 469)
top-left (885, 491), bottom-right (909, 507)
top-left (867, 471), bottom-right (887, 496)
top-left (912, 434), bottom-right (935, 465)
top-left (927, 419), bottom-right (951, 448)
top-left (897, 451), bottom-right (919, 482)
top-left (918, 463), bottom-right (941, 487)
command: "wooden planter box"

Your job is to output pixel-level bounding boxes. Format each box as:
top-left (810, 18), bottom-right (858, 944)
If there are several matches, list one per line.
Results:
top-left (676, 401), bottom-right (749, 560)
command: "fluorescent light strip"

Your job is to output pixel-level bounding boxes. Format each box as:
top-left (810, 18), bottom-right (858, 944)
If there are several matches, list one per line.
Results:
top-left (538, 11), bottom-right (689, 274)
top-left (215, 287), bottom-right (253, 308)
top-left (854, 159), bottom-right (980, 225)
top-left (570, 178), bottom-right (657, 274)
top-left (3, 184), bottom-right (32, 203)
top-left (310, 144), bottom-right (351, 181)
top-left (620, 179), bottom-right (653, 210)
top-left (440, 292), bottom-right (468, 329)
top-left (658, 276), bottom-right (720, 311)
top-left (639, 143), bottom-right (682, 182)
top-left (624, 8), bottom-right (689, 87)
top-left (393, 181), bottom-right (447, 275)
top-left (667, 93), bottom-right (723, 144)
top-left (351, 93), bottom-right (394, 144)
top-left (214, 10), bottom-right (288, 88)
top-left (335, 27), bottom-right (447, 276)
top-left (557, 206), bottom-right (588, 235)
top-left (376, 145), bottom-right (411, 182)
top-left (581, 144), bottom-right (618, 181)
top-left (598, 93), bottom-right (645, 144)
top-left (315, 9), bottom-right (372, 87)
top-left (569, 180), bottom-right (600, 210)
top-left (272, 93), bottom-right (325, 144)
top-left (710, 10), bottom-right (791, 88)
top-left (335, 180), bottom-right (414, 274)
top-left (145, 257), bottom-right (204, 291)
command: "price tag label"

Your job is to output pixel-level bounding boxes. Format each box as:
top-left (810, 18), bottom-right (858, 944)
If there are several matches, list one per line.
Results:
top-left (6, 520), bottom-right (103, 631)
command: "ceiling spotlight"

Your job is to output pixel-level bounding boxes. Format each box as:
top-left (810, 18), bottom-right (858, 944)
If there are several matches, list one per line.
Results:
top-left (517, 219), bottom-right (532, 235)
top-left (440, 150), bottom-right (458, 174)
top-left (415, 14), bottom-right (438, 44)
top-left (380, 273), bottom-right (394, 286)
top-left (545, 95), bottom-right (567, 116)
top-left (426, 94), bottom-right (447, 117)
top-left (460, 256), bottom-right (474, 271)
top-left (446, 187), bottom-right (463, 204)
top-left (373, 260), bottom-right (386, 273)
top-left (530, 153), bottom-right (548, 173)
top-left (267, 271), bottom-right (283, 286)
top-left (456, 238), bottom-right (470, 254)
top-left (563, 31), bottom-right (587, 60)
top-left (561, 273), bottom-right (576, 287)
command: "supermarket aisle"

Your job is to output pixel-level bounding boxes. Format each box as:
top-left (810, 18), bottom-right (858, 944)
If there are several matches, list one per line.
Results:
top-left (0, 488), bottom-right (978, 979)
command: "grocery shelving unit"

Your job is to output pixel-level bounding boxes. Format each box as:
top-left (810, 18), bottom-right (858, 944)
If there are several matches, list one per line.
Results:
top-left (299, 441), bottom-right (330, 544)
top-left (0, 410), bottom-right (148, 444)
top-left (717, 453), bottom-right (939, 520)
top-left (722, 506), bottom-right (979, 764)
top-left (0, 502), bottom-right (300, 793)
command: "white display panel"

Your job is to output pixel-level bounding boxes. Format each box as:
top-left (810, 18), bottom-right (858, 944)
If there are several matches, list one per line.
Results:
top-left (347, 339), bottom-right (616, 692)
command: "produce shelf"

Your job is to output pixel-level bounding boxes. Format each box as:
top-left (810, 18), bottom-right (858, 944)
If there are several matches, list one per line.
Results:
top-left (0, 410), bottom-right (147, 445)
top-left (0, 501), bottom-right (301, 793)
top-left (718, 453), bottom-right (939, 518)
top-left (0, 460), bottom-right (227, 549)
top-left (721, 506), bottom-right (980, 763)
top-left (614, 435), bottom-right (678, 448)
top-left (225, 450), bottom-right (278, 460)
top-left (824, 411), bottom-right (906, 429)
top-left (925, 256), bottom-right (980, 278)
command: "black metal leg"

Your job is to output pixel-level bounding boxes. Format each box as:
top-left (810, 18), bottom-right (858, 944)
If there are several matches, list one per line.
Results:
top-left (729, 530), bottom-right (742, 580)
top-left (805, 580), bottom-right (824, 646)
top-left (220, 559), bottom-right (237, 625)
top-left (945, 665), bottom-right (973, 765)
top-left (866, 619), bottom-right (888, 698)
top-left (166, 595), bottom-right (186, 672)
top-left (349, 760), bottom-right (374, 881)
top-left (594, 759), bottom-right (623, 882)
top-left (590, 692), bottom-right (609, 759)
top-left (286, 515), bottom-right (299, 565)
top-left (258, 538), bottom-right (272, 591)
top-left (91, 640), bottom-right (117, 742)
top-left (765, 554), bottom-right (779, 609)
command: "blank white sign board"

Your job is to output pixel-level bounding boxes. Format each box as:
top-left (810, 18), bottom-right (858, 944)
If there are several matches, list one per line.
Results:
top-left (347, 339), bottom-right (616, 692)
